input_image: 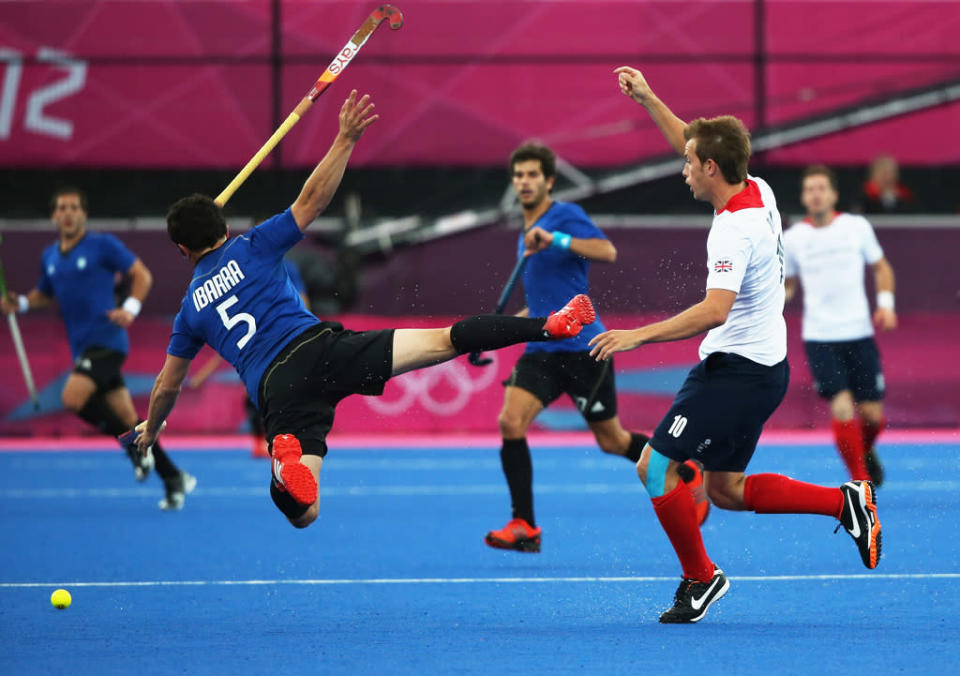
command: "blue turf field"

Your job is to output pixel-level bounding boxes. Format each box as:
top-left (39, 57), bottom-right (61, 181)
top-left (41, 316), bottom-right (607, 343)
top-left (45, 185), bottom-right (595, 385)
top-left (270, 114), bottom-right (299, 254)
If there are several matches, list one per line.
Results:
top-left (1, 440), bottom-right (958, 675)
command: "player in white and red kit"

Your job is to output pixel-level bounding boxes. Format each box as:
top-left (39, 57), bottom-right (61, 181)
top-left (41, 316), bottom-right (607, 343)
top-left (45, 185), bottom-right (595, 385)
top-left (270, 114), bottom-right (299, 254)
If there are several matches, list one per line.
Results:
top-left (589, 66), bottom-right (882, 623)
top-left (784, 165), bottom-right (897, 485)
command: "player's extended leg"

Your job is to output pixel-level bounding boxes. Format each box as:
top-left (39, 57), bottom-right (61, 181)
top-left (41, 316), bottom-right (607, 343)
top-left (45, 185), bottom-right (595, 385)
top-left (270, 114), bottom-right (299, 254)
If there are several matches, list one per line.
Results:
top-left (485, 386), bottom-right (543, 552)
top-left (830, 390), bottom-right (871, 481)
top-left (390, 295), bottom-right (595, 375)
top-left (636, 443), bottom-right (728, 623)
top-left (61, 372), bottom-right (98, 418)
top-left (65, 375), bottom-right (156, 481)
top-left (737, 470), bottom-right (881, 568)
top-left (105, 386), bottom-right (196, 510)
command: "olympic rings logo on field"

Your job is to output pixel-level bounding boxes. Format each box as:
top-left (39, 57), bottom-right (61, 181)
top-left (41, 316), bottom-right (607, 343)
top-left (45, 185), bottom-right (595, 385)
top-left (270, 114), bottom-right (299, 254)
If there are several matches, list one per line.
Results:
top-left (366, 354), bottom-right (502, 416)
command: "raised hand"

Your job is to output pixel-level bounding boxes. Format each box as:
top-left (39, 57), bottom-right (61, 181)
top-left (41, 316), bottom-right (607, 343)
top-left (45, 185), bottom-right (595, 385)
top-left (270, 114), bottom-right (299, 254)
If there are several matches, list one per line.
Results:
top-left (613, 66), bottom-right (655, 105)
top-left (339, 90), bottom-right (379, 142)
top-left (0, 291), bottom-right (18, 315)
top-left (523, 226), bottom-right (551, 254)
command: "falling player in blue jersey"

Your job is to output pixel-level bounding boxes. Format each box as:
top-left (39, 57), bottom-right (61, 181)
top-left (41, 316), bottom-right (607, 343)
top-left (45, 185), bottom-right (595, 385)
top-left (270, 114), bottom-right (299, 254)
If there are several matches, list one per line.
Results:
top-left (188, 257), bottom-right (312, 458)
top-left (0, 187), bottom-right (195, 510)
top-left (131, 91), bottom-right (596, 528)
top-left (484, 143), bottom-right (709, 554)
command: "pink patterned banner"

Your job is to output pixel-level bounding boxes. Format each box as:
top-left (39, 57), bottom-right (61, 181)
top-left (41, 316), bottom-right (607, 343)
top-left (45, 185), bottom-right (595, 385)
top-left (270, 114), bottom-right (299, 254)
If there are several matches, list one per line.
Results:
top-left (2, 313), bottom-right (958, 439)
top-left (1, 1), bottom-right (957, 168)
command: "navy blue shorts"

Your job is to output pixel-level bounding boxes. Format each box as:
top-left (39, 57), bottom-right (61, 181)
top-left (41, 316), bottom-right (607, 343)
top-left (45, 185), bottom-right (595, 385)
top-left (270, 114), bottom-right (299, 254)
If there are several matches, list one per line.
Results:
top-left (504, 350), bottom-right (617, 422)
top-left (804, 337), bottom-right (884, 402)
top-left (258, 322), bottom-right (395, 458)
top-left (650, 353), bottom-right (789, 472)
top-left (73, 346), bottom-right (126, 393)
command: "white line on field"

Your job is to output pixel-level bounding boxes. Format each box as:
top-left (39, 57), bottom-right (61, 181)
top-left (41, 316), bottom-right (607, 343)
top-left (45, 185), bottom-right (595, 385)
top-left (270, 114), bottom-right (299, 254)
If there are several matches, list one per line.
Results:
top-left (1, 480), bottom-right (958, 499)
top-left (1, 573), bottom-right (959, 589)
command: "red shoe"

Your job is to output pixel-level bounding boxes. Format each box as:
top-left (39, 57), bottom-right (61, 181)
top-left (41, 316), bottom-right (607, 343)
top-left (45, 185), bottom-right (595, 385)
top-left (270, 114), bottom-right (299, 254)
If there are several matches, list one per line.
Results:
top-left (484, 517), bottom-right (542, 553)
top-left (544, 294), bottom-right (596, 339)
top-left (251, 434), bottom-right (270, 459)
top-left (678, 459), bottom-right (711, 526)
top-left (271, 434), bottom-right (317, 506)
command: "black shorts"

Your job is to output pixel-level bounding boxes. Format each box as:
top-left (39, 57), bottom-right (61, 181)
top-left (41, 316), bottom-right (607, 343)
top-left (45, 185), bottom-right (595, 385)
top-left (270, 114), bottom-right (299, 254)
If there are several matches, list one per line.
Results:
top-left (72, 347), bottom-right (126, 393)
top-left (504, 349), bottom-right (617, 423)
top-left (257, 322), bottom-right (395, 458)
top-left (650, 352), bottom-right (789, 472)
top-left (804, 337), bottom-right (885, 401)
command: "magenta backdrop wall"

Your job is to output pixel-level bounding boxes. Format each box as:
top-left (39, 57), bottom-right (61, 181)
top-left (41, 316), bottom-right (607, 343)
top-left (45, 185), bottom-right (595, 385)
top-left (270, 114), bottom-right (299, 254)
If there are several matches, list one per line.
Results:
top-left (2, 1), bottom-right (958, 169)
top-left (1, 312), bottom-right (958, 437)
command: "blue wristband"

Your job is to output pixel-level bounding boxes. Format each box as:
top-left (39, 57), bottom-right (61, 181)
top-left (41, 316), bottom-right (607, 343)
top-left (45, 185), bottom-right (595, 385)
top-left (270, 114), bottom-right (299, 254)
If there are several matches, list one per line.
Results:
top-left (551, 232), bottom-right (572, 250)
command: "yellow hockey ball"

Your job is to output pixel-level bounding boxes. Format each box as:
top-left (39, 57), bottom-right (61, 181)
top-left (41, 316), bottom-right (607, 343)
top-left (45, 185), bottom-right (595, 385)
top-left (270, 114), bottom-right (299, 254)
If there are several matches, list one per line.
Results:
top-left (50, 589), bottom-right (71, 610)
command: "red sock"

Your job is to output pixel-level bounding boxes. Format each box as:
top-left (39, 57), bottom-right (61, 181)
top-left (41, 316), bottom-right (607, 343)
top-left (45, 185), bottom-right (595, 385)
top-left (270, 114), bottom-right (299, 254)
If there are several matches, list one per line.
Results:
top-left (650, 482), bottom-right (713, 583)
top-left (861, 416), bottom-right (886, 452)
top-left (744, 473), bottom-right (844, 518)
top-left (832, 419), bottom-right (870, 480)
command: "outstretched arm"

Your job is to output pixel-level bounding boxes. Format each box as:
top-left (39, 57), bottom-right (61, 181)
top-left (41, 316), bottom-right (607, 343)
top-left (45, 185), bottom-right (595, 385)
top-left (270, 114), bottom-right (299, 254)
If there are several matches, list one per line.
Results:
top-left (135, 354), bottom-right (192, 455)
top-left (614, 66), bottom-right (688, 156)
top-left (588, 289), bottom-right (737, 361)
top-left (290, 90), bottom-right (378, 230)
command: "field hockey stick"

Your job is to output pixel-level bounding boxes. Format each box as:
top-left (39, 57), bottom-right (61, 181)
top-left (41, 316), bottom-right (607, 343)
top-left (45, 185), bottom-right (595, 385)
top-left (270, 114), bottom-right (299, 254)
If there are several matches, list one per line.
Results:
top-left (214, 5), bottom-right (404, 207)
top-left (0, 234), bottom-right (39, 410)
top-left (468, 255), bottom-right (529, 367)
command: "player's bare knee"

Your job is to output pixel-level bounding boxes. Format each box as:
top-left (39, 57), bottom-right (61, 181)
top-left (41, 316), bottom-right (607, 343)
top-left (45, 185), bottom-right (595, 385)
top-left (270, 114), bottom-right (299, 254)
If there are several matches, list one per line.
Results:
top-left (635, 455), bottom-right (649, 484)
top-left (498, 411), bottom-right (527, 438)
top-left (857, 402), bottom-right (884, 425)
top-left (61, 390), bottom-right (85, 413)
top-left (706, 484), bottom-right (736, 510)
top-left (830, 391), bottom-right (855, 421)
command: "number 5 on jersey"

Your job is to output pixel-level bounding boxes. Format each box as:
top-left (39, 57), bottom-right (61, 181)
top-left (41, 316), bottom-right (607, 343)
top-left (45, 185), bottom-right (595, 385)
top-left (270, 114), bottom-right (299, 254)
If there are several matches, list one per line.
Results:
top-left (217, 295), bottom-right (256, 349)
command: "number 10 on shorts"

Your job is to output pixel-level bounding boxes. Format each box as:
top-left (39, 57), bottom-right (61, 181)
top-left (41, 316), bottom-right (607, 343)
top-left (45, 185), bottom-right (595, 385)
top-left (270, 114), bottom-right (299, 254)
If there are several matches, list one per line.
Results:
top-left (668, 415), bottom-right (688, 438)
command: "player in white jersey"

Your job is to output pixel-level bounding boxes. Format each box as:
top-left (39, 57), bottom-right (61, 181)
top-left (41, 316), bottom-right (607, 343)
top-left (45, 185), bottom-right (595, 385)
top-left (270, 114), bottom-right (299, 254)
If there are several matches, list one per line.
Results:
top-left (784, 165), bottom-right (897, 485)
top-left (587, 66), bottom-right (882, 624)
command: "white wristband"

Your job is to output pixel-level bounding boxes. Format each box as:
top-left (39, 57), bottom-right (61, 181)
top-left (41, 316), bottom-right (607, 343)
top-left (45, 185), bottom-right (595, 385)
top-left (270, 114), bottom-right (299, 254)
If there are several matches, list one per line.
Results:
top-left (876, 291), bottom-right (895, 311)
top-left (17, 295), bottom-right (29, 314)
top-left (122, 296), bottom-right (142, 317)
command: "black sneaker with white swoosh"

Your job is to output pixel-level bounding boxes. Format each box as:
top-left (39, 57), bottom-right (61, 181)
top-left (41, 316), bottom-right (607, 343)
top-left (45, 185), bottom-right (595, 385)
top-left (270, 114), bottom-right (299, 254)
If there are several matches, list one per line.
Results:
top-left (837, 480), bottom-right (881, 569)
top-left (658, 565), bottom-right (730, 624)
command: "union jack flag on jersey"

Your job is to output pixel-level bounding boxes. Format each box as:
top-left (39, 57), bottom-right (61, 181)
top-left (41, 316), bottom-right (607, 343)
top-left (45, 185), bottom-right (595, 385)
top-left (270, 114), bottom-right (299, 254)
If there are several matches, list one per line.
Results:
top-left (713, 258), bottom-right (733, 273)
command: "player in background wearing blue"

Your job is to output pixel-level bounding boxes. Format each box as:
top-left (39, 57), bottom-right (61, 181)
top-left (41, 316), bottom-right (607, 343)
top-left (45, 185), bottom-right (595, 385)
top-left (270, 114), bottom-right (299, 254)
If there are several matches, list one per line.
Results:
top-left (132, 92), bottom-right (596, 528)
top-left (187, 257), bottom-right (310, 458)
top-left (484, 143), bottom-right (709, 553)
top-left (589, 67), bottom-right (882, 623)
top-left (0, 188), bottom-right (195, 510)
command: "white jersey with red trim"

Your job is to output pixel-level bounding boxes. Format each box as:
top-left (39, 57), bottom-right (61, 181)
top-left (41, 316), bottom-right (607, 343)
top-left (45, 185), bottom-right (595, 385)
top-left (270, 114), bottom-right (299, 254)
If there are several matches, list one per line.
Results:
top-left (782, 212), bottom-right (883, 341)
top-left (699, 175), bottom-right (787, 366)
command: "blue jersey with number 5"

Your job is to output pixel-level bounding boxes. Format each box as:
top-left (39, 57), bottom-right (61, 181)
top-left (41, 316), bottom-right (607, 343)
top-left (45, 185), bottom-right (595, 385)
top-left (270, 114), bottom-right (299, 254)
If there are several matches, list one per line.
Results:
top-left (166, 209), bottom-right (318, 406)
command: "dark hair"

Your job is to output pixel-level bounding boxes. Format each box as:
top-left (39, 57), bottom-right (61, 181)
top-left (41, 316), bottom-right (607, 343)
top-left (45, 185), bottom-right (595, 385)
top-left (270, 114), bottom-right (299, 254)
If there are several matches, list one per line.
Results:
top-left (802, 164), bottom-right (838, 192)
top-left (50, 186), bottom-right (88, 213)
top-left (509, 143), bottom-right (556, 180)
top-left (166, 194), bottom-right (227, 253)
top-left (683, 116), bottom-right (751, 185)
